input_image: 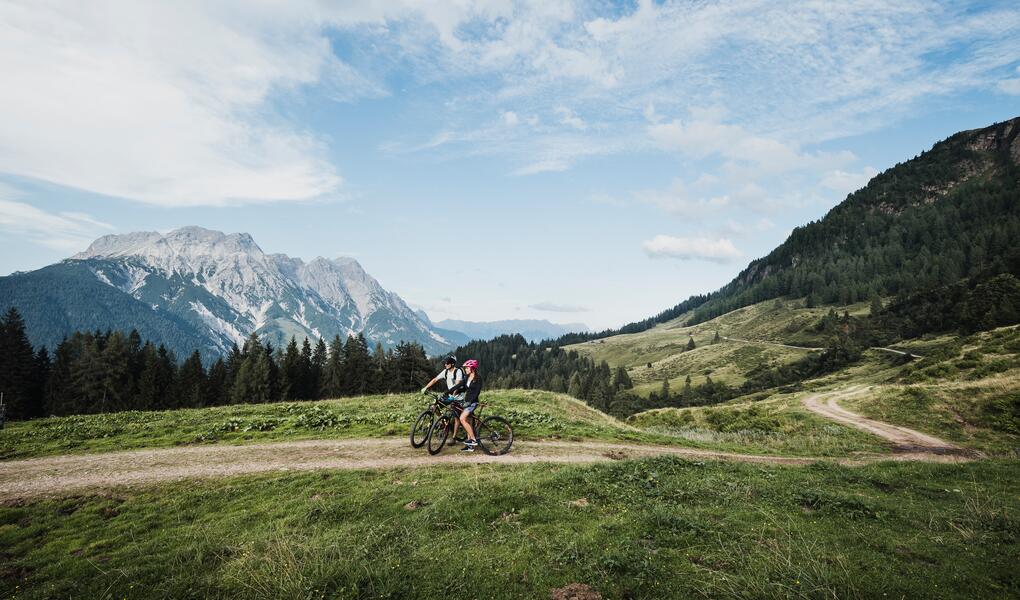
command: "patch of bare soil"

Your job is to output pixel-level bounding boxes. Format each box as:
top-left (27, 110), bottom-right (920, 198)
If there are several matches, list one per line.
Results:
top-left (550, 583), bottom-right (603, 600)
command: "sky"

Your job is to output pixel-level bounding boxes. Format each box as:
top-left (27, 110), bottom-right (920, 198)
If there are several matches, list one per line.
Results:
top-left (1, 0), bottom-right (1019, 330)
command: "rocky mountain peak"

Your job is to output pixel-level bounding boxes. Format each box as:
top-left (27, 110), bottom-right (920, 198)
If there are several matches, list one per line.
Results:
top-left (62, 227), bottom-right (453, 356)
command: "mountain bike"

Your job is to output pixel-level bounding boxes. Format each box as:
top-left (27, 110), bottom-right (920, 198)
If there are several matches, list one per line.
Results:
top-left (410, 392), bottom-right (455, 448)
top-left (425, 400), bottom-right (513, 456)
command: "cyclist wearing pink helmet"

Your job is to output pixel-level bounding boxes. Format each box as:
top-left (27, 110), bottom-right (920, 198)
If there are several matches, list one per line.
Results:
top-left (446, 359), bottom-right (482, 451)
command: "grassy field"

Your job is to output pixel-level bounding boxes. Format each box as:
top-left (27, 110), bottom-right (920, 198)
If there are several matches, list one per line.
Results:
top-left (568, 298), bottom-right (870, 398)
top-left (0, 390), bottom-right (666, 461)
top-left (0, 386), bottom-right (894, 461)
top-left (2, 457), bottom-right (1017, 599)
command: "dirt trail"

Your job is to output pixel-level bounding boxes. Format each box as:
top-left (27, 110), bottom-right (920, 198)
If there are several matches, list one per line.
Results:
top-left (1, 418), bottom-right (970, 502)
top-left (802, 386), bottom-right (964, 454)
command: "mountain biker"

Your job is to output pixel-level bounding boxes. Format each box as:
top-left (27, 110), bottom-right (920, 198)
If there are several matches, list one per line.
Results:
top-left (446, 359), bottom-right (482, 451)
top-left (422, 357), bottom-right (467, 444)
top-left (422, 356), bottom-right (464, 397)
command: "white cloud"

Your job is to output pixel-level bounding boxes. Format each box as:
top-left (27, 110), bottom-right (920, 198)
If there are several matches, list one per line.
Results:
top-left (632, 179), bottom-right (730, 217)
top-left (0, 188), bottom-right (113, 252)
top-left (512, 159), bottom-right (570, 176)
top-left (530, 302), bottom-right (589, 313)
top-left (997, 69), bottom-right (1020, 95)
top-left (0, 1), bottom-right (384, 207)
top-left (556, 107), bottom-right (587, 131)
top-left (502, 111), bottom-right (520, 126)
top-left (641, 235), bottom-right (742, 263)
top-left (649, 118), bottom-right (856, 178)
top-left (377, 1), bottom-right (1020, 171)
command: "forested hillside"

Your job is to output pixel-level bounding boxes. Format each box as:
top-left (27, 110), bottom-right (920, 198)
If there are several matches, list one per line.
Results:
top-left (687, 116), bottom-right (1020, 324)
top-left (553, 117), bottom-right (1020, 342)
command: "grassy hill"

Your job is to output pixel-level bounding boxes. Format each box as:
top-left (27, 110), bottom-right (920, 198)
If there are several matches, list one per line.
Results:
top-left (0, 390), bottom-right (649, 461)
top-left (567, 298), bottom-right (870, 395)
top-left (627, 325), bottom-right (1020, 458)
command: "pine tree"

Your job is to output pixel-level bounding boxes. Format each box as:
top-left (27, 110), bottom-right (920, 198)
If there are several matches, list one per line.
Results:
top-left (177, 350), bottom-right (206, 407)
top-left (206, 358), bottom-right (228, 406)
top-left (135, 342), bottom-right (159, 410)
top-left (153, 345), bottom-right (178, 409)
top-left (340, 334), bottom-right (371, 397)
top-left (682, 374), bottom-right (692, 399)
top-left (310, 338), bottom-right (328, 399)
top-left (370, 342), bottom-right (388, 394)
top-left (232, 334), bottom-right (270, 404)
top-left (567, 372), bottom-right (583, 399)
top-left (299, 337), bottom-right (314, 399)
top-left (713, 331), bottom-right (721, 344)
top-left (321, 335), bottom-right (345, 398)
top-left (612, 366), bottom-right (633, 390)
top-left (31, 347), bottom-right (51, 418)
top-left (660, 378), bottom-right (671, 401)
top-left (98, 331), bottom-right (134, 411)
top-left (265, 342), bottom-right (281, 402)
top-left (280, 337), bottom-right (303, 400)
top-left (0, 307), bottom-right (40, 420)
top-left (686, 336), bottom-right (696, 351)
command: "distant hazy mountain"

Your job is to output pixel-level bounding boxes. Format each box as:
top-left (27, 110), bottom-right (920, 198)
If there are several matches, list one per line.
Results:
top-left (434, 318), bottom-right (589, 343)
top-left (0, 227), bottom-right (457, 357)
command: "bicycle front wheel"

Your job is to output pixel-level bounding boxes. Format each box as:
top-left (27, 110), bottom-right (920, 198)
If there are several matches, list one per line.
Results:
top-left (426, 415), bottom-right (451, 455)
top-left (410, 409), bottom-right (434, 448)
top-left (476, 416), bottom-right (513, 456)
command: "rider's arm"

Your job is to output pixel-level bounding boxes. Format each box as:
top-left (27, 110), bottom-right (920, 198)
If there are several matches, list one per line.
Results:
top-left (421, 374), bottom-right (440, 393)
top-left (447, 379), bottom-right (467, 396)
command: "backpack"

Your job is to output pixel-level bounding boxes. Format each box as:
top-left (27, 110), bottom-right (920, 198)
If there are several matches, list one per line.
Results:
top-left (447, 367), bottom-right (464, 390)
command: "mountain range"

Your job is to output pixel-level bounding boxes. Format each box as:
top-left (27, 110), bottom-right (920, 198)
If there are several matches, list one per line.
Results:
top-left (0, 227), bottom-right (458, 358)
top-left (432, 318), bottom-right (589, 343)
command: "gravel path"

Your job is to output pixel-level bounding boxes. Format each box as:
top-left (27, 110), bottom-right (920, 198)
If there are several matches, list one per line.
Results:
top-left (802, 385), bottom-right (963, 454)
top-left (0, 408), bottom-right (971, 502)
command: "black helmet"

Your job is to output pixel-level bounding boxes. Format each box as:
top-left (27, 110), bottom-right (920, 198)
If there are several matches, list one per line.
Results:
top-left (444, 356), bottom-right (457, 366)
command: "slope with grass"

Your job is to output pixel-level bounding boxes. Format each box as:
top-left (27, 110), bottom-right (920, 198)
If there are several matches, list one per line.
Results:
top-left (568, 298), bottom-right (868, 395)
top-left (629, 326), bottom-right (1020, 458)
top-left (2, 457), bottom-right (1017, 599)
top-left (0, 390), bottom-right (652, 461)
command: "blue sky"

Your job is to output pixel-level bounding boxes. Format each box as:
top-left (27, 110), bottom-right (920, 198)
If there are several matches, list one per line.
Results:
top-left (1, 0), bottom-right (1019, 329)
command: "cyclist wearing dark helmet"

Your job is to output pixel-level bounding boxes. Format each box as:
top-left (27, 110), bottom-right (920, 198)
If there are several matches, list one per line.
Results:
top-left (422, 356), bottom-right (467, 444)
top-left (422, 356), bottom-right (464, 397)
top-left (446, 359), bottom-right (482, 451)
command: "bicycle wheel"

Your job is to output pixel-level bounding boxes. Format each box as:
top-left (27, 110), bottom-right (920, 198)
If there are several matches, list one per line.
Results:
top-left (410, 409), bottom-right (434, 448)
top-left (476, 416), bottom-right (513, 456)
top-left (426, 415), bottom-right (451, 455)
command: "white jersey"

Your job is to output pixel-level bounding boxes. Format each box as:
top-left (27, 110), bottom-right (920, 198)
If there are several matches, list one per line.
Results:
top-left (438, 367), bottom-right (464, 391)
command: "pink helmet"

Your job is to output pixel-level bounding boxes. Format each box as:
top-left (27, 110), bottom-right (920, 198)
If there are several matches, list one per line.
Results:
top-left (463, 359), bottom-right (479, 369)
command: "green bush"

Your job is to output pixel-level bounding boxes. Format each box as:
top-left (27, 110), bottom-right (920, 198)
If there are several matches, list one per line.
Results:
top-left (981, 392), bottom-right (1020, 434)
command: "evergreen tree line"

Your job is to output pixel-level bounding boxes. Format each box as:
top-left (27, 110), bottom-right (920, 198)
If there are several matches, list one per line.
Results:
top-left (0, 307), bottom-right (434, 421)
top-left (451, 334), bottom-right (633, 413)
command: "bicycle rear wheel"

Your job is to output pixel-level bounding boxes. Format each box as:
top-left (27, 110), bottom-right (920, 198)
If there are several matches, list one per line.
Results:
top-left (410, 409), bottom-right (434, 448)
top-left (476, 416), bottom-right (513, 455)
top-left (426, 415), bottom-right (451, 455)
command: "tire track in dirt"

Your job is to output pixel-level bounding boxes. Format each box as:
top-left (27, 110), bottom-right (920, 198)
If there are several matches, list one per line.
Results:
top-left (0, 426), bottom-right (969, 502)
top-left (802, 385), bottom-right (966, 455)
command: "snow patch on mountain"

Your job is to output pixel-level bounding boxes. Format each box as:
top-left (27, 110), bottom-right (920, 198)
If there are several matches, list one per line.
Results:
top-left (74, 226), bottom-right (454, 355)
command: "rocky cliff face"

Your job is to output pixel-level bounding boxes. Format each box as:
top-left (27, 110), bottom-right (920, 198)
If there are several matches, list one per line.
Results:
top-left (66, 226), bottom-right (453, 355)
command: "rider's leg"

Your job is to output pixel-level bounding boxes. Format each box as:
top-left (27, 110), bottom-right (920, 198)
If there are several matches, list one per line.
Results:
top-left (460, 409), bottom-right (477, 441)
